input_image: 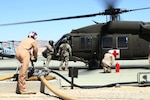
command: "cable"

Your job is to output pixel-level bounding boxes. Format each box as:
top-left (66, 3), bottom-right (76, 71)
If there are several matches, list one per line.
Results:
top-left (51, 70), bottom-right (138, 89)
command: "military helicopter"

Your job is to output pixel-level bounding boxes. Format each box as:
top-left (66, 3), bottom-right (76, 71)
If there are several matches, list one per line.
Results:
top-left (0, 41), bottom-right (16, 59)
top-left (52, 7), bottom-right (150, 69)
top-left (1, 1), bottom-right (150, 69)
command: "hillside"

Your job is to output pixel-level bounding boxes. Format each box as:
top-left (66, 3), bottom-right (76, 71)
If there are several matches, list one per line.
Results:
top-left (13, 40), bottom-right (49, 56)
top-left (37, 40), bottom-right (49, 55)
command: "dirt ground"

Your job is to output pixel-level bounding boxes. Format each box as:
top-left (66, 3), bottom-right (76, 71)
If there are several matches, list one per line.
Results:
top-left (0, 86), bottom-right (150, 100)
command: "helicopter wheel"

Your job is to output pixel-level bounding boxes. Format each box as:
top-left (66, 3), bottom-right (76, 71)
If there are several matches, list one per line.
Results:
top-left (88, 59), bottom-right (100, 70)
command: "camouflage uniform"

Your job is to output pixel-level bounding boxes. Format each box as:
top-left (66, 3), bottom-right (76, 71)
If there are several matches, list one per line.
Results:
top-left (45, 40), bottom-right (54, 68)
top-left (101, 52), bottom-right (115, 73)
top-left (16, 36), bottom-right (38, 94)
top-left (57, 41), bottom-right (72, 71)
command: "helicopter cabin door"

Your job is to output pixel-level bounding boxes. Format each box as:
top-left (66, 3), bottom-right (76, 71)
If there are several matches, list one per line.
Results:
top-left (71, 34), bottom-right (97, 60)
top-left (115, 34), bottom-right (132, 59)
top-left (100, 34), bottom-right (132, 59)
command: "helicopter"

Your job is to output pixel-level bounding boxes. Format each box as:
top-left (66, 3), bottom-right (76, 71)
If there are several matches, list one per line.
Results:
top-left (51, 6), bottom-right (150, 69)
top-left (1, 1), bottom-right (150, 69)
top-left (0, 41), bottom-right (16, 59)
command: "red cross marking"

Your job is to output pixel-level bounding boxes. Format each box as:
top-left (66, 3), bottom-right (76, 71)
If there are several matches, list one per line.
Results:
top-left (112, 50), bottom-right (119, 58)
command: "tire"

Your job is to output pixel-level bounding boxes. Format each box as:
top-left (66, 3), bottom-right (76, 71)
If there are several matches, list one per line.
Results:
top-left (88, 59), bottom-right (100, 70)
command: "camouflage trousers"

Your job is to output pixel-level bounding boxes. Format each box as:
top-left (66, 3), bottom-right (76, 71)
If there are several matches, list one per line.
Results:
top-left (59, 55), bottom-right (69, 68)
top-left (45, 55), bottom-right (52, 68)
top-left (101, 63), bottom-right (111, 73)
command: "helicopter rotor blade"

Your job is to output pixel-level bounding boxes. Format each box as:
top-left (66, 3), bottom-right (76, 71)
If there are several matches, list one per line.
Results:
top-left (0, 41), bottom-right (7, 43)
top-left (0, 12), bottom-right (105, 26)
top-left (121, 7), bottom-right (150, 13)
top-left (1, 4), bottom-right (150, 26)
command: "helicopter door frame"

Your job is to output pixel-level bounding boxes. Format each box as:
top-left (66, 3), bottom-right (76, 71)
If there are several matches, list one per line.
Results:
top-left (80, 36), bottom-right (92, 51)
top-left (100, 34), bottom-right (132, 59)
top-left (71, 34), bottom-right (92, 51)
top-left (100, 35), bottom-right (114, 59)
top-left (71, 33), bottom-right (94, 60)
top-left (115, 34), bottom-right (132, 59)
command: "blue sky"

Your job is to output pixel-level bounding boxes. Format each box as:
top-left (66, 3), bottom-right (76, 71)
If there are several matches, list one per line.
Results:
top-left (0, 0), bottom-right (150, 42)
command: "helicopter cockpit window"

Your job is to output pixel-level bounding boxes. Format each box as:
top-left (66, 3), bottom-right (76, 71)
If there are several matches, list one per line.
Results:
top-left (117, 36), bottom-right (128, 48)
top-left (102, 37), bottom-right (113, 48)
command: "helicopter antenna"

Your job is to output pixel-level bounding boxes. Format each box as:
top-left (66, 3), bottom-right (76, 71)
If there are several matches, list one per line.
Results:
top-left (92, 20), bottom-right (99, 24)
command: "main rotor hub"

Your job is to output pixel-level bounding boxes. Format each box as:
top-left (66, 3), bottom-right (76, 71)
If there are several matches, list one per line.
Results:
top-left (105, 8), bottom-right (121, 15)
top-left (104, 8), bottom-right (121, 21)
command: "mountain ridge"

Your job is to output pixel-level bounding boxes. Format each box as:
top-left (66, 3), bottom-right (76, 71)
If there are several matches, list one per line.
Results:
top-left (14, 40), bottom-right (49, 56)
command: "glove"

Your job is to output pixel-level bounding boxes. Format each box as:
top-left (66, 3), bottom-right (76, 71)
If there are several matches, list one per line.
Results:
top-left (31, 57), bottom-right (37, 62)
top-left (56, 53), bottom-right (60, 56)
top-left (33, 57), bottom-right (37, 62)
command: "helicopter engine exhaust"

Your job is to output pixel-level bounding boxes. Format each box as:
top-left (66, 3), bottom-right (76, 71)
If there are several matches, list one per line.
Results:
top-left (106, 21), bottom-right (150, 34)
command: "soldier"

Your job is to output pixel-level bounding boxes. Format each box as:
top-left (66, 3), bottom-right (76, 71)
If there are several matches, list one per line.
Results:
top-left (16, 31), bottom-right (38, 94)
top-left (101, 51), bottom-right (115, 73)
top-left (57, 39), bottom-right (72, 71)
top-left (45, 40), bottom-right (54, 68)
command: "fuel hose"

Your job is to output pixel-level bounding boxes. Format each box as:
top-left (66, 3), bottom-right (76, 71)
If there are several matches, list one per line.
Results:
top-left (0, 70), bottom-right (138, 100)
top-left (0, 74), bottom-right (15, 81)
top-left (39, 76), bottom-right (83, 100)
top-left (0, 74), bottom-right (83, 100)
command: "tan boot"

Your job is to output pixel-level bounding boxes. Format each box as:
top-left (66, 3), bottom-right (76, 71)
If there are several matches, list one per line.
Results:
top-left (59, 67), bottom-right (63, 71)
top-left (65, 67), bottom-right (68, 71)
top-left (103, 67), bottom-right (107, 73)
top-left (18, 89), bottom-right (36, 94)
top-left (107, 67), bottom-right (111, 73)
top-left (20, 91), bottom-right (36, 94)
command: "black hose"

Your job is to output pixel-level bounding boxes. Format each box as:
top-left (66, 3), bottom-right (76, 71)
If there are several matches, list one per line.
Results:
top-left (51, 70), bottom-right (138, 89)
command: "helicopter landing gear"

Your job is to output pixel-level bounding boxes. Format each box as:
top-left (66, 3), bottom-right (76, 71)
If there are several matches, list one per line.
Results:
top-left (88, 59), bottom-right (100, 70)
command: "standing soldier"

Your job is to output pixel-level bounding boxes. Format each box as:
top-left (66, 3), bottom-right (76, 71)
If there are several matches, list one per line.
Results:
top-left (101, 51), bottom-right (115, 73)
top-left (45, 40), bottom-right (54, 68)
top-left (57, 39), bottom-right (72, 71)
top-left (16, 31), bottom-right (38, 94)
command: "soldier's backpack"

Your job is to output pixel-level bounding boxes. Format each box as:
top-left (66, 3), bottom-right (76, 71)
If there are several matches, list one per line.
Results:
top-left (42, 48), bottom-right (48, 58)
top-left (61, 43), bottom-right (67, 55)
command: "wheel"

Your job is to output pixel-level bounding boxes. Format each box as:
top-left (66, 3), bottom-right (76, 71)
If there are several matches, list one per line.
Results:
top-left (88, 59), bottom-right (100, 70)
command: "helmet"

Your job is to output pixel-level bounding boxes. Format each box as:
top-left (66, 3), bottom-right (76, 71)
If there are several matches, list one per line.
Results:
top-left (62, 39), bottom-right (67, 43)
top-left (108, 50), bottom-right (112, 54)
top-left (49, 40), bottom-right (54, 45)
top-left (28, 31), bottom-right (37, 39)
